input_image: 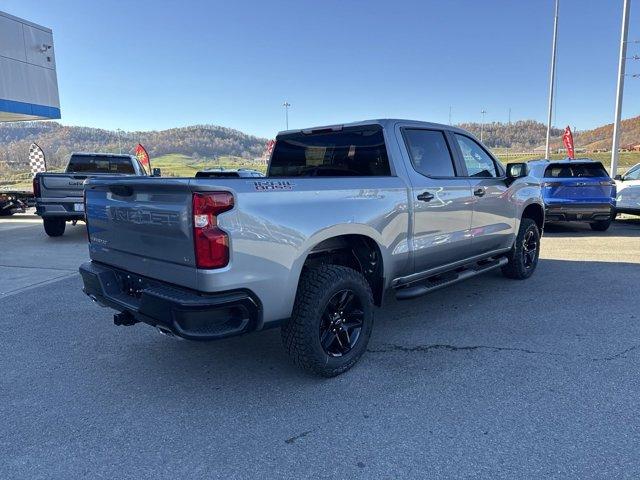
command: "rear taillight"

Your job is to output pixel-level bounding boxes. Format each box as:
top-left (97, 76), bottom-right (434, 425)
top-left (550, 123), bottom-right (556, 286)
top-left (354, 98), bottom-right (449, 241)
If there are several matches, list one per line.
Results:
top-left (32, 176), bottom-right (40, 198)
top-left (192, 192), bottom-right (234, 269)
top-left (83, 189), bottom-right (90, 241)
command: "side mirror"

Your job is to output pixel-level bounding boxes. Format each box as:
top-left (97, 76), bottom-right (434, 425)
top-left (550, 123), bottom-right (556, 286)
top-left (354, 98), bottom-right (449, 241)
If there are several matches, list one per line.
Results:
top-left (506, 162), bottom-right (528, 179)
top-left (614, 174), bottom-right (622, 181)
top-left (152, 168), bottom-right (162, 177)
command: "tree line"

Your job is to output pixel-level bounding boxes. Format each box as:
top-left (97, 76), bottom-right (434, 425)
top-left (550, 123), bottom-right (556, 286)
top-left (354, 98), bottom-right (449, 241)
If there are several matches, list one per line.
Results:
top-left (0, 122), bottom-right (268, 171)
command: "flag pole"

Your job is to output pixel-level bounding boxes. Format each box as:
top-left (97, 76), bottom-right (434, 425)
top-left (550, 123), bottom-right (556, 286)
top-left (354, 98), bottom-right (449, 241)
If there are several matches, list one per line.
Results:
top-left (610, 0), bottom-right (630, 178)
top-left (545, 0), bottom-right (559, 160)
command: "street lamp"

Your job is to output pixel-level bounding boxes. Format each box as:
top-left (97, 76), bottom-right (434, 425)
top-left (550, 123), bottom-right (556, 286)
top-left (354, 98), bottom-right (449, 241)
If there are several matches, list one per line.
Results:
top-left (116, 129), bottom-right (122, 154)
top-left (480, 109), bottom-right (487, 143)
top-left (283, 101), bottom-right (291, 130)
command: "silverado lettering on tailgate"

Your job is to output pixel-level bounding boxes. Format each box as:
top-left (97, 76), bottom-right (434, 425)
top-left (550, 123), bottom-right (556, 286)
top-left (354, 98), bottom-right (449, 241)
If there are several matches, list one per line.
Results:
top-left (109, 207), bottom-right (179, 227)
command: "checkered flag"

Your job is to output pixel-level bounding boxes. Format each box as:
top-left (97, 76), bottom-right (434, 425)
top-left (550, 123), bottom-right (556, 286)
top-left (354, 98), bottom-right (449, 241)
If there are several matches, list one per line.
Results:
top-left (29, 143), bottom-right (47, 177)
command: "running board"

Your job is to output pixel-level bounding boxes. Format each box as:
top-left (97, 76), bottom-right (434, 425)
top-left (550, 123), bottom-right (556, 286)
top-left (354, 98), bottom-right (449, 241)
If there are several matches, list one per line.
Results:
top-left (394, 256), bottom-right (509, 300)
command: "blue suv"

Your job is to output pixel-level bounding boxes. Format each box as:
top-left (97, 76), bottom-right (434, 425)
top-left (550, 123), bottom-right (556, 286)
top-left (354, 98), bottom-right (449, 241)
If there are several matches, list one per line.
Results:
top-left (528, 159), bottom-right (616, 231)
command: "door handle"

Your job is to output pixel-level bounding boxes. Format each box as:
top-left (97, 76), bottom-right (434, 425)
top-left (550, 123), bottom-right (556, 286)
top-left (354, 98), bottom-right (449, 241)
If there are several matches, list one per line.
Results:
top-left (417, 191), bottom-right (435, 202)
top-left (473, 188), bottom-right (486, 197)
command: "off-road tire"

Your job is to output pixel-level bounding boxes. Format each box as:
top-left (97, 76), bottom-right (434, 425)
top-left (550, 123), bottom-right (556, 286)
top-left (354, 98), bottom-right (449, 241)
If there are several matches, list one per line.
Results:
top-left (502, 217), bottom-right (540, 280)
top-left (281, 265), bottom-right (374, 377)
top-left (43, 218), bottom-right (66, 237)
top-left (590, 218), bottom-right (612, 231)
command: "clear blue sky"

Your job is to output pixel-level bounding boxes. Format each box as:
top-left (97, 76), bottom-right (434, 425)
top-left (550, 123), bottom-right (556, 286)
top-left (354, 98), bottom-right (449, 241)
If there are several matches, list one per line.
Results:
top-left (5, 0), bottom-right (639, 138)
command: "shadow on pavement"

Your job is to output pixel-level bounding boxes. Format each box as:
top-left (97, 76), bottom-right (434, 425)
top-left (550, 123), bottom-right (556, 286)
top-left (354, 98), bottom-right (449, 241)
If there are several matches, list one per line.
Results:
top-left (543, 217), bottom-right (640, 237)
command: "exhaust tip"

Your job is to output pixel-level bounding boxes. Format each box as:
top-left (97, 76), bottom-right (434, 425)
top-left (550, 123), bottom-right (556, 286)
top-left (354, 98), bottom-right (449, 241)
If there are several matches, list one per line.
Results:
top-left (157, 326), bottom-right (178, 338)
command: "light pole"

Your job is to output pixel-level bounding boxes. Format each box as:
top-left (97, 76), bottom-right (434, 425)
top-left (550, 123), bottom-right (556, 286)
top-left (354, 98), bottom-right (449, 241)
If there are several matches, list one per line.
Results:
top-left (116, 129), bottom-right (122, 154)
top-left (283, 101), bottom-right (291, 130)
top-left (610, 0), bottom-right (631, 177)
top-left (448, 106), bottom-right (452, 125)
top-left (480, 109), bottom-right (487, 143)
top-left (545, 0), bottom-right (560, 159)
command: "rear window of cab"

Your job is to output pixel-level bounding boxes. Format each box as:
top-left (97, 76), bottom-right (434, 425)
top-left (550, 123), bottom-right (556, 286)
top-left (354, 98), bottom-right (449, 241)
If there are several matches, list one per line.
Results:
top-left (268, 125), bottom-right (391, 177)
top-left (67, 155), bottom-right (136, 174)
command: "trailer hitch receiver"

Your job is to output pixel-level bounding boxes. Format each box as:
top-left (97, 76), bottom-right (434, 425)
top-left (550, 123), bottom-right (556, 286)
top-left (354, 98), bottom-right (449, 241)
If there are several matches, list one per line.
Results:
top-left (113, 311), bottom-right (138, 326)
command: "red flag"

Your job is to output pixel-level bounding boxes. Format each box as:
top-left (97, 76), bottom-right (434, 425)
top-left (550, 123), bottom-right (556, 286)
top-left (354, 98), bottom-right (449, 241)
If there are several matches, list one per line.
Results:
top-left (134, 144), bottom-right (150, 173)
top-left (562, 126), bottom-right (575, 159)
top-left (265, 139), bottom-right (275, 156)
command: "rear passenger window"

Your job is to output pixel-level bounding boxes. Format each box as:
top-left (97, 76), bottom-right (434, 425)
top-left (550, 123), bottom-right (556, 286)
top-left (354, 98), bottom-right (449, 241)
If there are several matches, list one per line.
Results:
top-left (403, 129), bottom-right (456, 177)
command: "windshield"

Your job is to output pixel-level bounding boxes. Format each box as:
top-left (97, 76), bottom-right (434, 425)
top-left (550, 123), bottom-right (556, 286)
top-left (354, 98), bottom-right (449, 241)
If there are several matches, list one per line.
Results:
top-left (67, 155), bottom-right (135, 174)
top-left (544, 162), bottom-right (609, 178)
top-left (624, 165), bottom-right (640, 180)
top-left (268, 125), bottom-right (390, 177)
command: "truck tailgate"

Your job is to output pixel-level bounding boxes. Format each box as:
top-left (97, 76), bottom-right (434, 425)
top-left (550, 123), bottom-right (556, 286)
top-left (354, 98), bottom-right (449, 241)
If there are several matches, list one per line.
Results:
top-left (39, 174), bottom-right (88, 198)
top-left (85, 177), bottom-right (196, 268)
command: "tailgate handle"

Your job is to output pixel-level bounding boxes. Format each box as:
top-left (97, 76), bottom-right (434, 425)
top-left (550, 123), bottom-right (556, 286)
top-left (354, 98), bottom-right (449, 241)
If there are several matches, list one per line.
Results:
top-left (109, 185), bottom-right (134, 197)
top-left (73, 175), bottom-right (88, 180)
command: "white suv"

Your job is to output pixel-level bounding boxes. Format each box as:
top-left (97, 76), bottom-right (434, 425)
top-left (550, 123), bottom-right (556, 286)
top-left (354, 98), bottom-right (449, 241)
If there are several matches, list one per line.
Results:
top-left (616, 163), bottom-right (640, 216)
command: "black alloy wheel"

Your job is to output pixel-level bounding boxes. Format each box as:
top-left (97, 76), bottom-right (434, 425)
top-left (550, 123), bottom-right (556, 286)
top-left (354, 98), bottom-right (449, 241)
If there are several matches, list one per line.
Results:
top-left (319, 289), bottom-right (364, 357)
top-left (522, 228), bottom-right (538, 269)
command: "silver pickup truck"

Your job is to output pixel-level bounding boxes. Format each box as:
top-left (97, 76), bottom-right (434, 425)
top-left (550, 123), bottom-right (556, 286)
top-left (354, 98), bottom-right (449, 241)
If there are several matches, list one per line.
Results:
top-left (34, 152), bottom-right (148, 236)
top-left (80, 119), bottom-right (544, 376)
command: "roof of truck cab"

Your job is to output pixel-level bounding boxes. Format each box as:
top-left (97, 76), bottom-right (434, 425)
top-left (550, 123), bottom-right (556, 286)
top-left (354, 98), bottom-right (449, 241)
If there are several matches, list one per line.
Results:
top-left (277, 119), bottom-right (472, 136)
top-left (70, 152), bottom-right (136, 158)
top-left (527, 158), bottom-right (601, 166)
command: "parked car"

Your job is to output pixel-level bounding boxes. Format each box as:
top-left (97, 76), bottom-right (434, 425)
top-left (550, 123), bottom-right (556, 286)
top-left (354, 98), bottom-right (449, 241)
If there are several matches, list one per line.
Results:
top-left (528, 159), bottom-right (616, 231)
top-left (80, 119), bottom-right (545, 377)
top-left (34, 152), bottom-right (150, 237)
top-left (195, 168), bottom-right (264, 178)
top-left (615, 163), bottom-right (640, 216)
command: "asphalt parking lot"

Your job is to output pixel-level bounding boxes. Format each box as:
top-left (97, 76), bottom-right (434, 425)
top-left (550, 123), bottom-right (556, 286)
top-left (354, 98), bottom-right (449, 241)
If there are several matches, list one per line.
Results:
top-left (2, 212), bottom-right (639, 479)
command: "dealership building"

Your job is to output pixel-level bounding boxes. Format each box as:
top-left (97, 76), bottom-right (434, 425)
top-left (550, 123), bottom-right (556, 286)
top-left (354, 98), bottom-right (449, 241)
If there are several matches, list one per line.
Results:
top-left (0, 10), bottom-right (60, 122)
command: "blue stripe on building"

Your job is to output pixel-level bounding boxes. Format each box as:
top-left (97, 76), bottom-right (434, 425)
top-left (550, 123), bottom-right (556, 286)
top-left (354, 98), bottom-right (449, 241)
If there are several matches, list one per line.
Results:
top-left (0, 98), bottom-right (61, 119)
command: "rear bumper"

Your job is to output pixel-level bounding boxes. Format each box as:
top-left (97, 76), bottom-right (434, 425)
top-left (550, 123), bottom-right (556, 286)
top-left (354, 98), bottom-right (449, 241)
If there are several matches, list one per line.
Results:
top-left (79, 261), bottom-right (261, 341)
top-left (545, 203), bottom-right (614, 222)
top-left (36, 199), bottom-right (85, 220)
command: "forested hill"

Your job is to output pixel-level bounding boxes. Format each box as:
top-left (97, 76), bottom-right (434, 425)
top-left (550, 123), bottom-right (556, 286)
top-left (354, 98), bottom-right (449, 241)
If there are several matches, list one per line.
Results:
top-left (459, 115), bottom-right (640, 151)
top-left (458, 120), bottom-right (563, 149)
top-left (552, 115), bottom-right (640, 151)
top-left (1, 116), bottom-right (639, 171)
top-left (0, 122), bottom-right (268, 169)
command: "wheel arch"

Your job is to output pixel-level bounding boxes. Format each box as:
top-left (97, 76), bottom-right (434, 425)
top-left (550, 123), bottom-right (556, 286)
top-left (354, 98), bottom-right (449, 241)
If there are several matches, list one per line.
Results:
top-left (521, 201), bottom-right (545, 232)
top-left (295, 228), bottom-right (387, 306)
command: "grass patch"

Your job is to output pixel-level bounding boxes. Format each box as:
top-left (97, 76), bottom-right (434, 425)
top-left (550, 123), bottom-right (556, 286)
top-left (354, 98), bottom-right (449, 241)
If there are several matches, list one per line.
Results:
top-left (151, 154), bottom-right (266, 177)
